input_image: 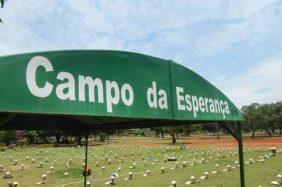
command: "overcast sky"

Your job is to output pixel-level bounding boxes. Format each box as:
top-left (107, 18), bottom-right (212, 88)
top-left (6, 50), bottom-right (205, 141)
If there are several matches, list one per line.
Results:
top-left (0, 0), bottom-right (281, 108)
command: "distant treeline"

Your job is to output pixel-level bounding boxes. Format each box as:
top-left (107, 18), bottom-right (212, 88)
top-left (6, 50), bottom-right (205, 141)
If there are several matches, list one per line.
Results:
top-left (0, 102), bottom-right (281, 145)
top-left (241, 102), bottom-right (281, 138)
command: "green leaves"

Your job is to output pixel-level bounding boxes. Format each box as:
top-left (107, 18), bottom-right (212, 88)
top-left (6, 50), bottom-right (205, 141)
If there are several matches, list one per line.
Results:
top-left (241, 102), bottom-right (282, 137)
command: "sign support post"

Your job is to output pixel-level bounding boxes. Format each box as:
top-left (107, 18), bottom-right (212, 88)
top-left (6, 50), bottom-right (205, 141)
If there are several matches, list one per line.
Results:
top-left (237, 122), bottom-right (245, 187)
top-left (221, 122), bottom-right (245, 187)
top-left (84, 131), bottom-right (89, 187)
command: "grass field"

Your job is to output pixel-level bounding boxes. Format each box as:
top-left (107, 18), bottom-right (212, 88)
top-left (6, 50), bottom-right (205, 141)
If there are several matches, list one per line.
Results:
top-left (0, 136), bottom-right (281, 187)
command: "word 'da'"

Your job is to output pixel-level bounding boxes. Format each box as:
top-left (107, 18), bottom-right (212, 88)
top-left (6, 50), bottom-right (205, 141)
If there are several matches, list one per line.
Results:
top-left (26, 56), bottom-right (134, 113)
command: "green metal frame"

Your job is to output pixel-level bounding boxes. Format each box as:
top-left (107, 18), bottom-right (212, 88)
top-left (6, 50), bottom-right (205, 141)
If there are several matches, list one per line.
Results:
top-left (221, 122), bottom-right (245, 187)
top-left (0, 50), bottom-right (245, 187)
top-left (84, 132), bottom-right (89, 187)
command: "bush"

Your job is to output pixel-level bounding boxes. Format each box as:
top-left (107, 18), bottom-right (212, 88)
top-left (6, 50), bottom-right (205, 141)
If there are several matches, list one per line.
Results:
top-left (0, 147), bottom-right (6, 152)
top-left (18, 140), bottom-right (28, 147)
top-left (140, 132), bottom-right (145, 137)
top-left (99, 133), bottom-right (107, 142)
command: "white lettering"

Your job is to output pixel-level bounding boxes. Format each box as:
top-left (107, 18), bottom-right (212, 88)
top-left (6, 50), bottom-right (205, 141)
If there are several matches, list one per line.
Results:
top-left (158, 89), bottom-right (168, 109)
top-left (191, 95), bottom-right (199, 117)
top-left (26, 56), bottom-right (53, 98)
top-left (121, 83), bottom-right (134, 106)
top-left (147, 82), bottom-right (158, 108)
top-left (175, 87), bottom-right (230, 119)
top-left (106, 81), bottom-right (120, 113)
top-left (56, 72), bottom-right (75, 100)
top-left (176, 86), bottom-right (185, 111)
top-left (78, 75), bottom-right (104, 103)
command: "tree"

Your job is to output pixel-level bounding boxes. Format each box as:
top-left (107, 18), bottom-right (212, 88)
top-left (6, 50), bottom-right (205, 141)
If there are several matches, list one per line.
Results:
top-left (0, 130), bottom-right (16, 145)
top-left (242, 103), bottom-right (261, 138)
top-left (242, 102), bottom-right (282, 138)
top-left (98, 132), bottom-right (107, 142)
top-left (200, 123), bottom-right (219, 136)
top-left (162, 126), bottom-right (182, 144)
top-left (276, 102), bottom-right (282, 135)
top-left (0, 0), bottom-right (6, 8)
top-left (182, 125), bottom-right (193, 136)
top-left (0, 0), bottom-right (7, 23)
top-left (25, 131), bottom-right (39, 144)
top-left (55, 130), bottom-right (61, 143)
top-left (260, 104), bottom-right (273, 136)
top-left (150, 127), bottom-right (165, 138)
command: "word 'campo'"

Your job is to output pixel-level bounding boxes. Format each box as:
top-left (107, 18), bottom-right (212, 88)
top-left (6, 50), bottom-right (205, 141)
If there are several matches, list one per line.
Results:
top-left (26, 56), bottom-right (134, 112)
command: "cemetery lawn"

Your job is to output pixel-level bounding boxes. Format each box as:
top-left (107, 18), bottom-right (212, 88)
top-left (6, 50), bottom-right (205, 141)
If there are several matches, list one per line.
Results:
top-left (0, 136), bottom-right (281, 187)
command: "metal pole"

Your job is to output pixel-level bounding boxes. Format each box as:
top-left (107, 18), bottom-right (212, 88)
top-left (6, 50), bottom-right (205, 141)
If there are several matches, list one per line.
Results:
top-left (237, 122), bottom-right (245, 187)
top-left (84, 132), bottom-right (89, 187)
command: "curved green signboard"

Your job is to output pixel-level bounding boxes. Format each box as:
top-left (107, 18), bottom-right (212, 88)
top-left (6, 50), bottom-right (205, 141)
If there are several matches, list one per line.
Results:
top-left (0, 50), bottom-right (242, 124)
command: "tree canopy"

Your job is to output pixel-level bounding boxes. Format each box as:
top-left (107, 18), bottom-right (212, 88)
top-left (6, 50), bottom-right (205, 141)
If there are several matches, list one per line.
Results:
top-left (0, 101), bottom-right (281, 145)
top-left (242, 102), bottom-right (282, 138)
top-left (0, 0), bottom-right (6, 23)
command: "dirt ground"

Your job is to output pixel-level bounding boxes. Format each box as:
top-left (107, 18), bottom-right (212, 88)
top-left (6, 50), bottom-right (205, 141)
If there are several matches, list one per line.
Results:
top-left (109, 136), bottom-right (282, 148)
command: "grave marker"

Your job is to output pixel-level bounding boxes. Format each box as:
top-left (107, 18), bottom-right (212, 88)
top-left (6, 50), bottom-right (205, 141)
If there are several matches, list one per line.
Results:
top-left (170, 180), bottom-right (177, 187)
top-left (3, 171), bottom-right (12, 179)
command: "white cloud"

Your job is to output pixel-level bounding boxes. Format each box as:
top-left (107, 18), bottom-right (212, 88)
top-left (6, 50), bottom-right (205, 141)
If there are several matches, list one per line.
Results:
top-left (215, 59), bottom-right (282, 108)
top-left (0, 0), bottom-right (281, 108)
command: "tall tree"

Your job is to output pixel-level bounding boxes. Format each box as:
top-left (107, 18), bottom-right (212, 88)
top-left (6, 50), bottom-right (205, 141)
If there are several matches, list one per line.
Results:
top-left (242, 103), bottom-right (261, 138)
top-left (0, 0), bottom-right (6, 23)
top-left (0, 130), bottom-right (16, 145)
top-left (0, 0), bottom-right (6, 8)
top-left (242, 102), bottom-right (282, 138)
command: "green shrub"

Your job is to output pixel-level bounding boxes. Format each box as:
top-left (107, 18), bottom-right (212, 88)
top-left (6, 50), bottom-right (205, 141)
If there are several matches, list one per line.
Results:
top-left (99, 132), bottom-right (107, 142)
top-left (18, 140), bottom-right (28, 147)
top-left (140, 132), bottom-right (145, 137)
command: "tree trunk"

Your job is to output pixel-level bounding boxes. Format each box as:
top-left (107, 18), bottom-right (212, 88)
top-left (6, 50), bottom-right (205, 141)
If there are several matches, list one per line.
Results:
top-left (170, 132), bottom-right (176, 144)
top-left (76, 136), bottom-right (82, 145)
top-left (271, 128), bottom-right (275, 133)
top-left (251, 123), bottom-right (256, 139)
top-left (55, 131), bottom-right (61, 144)
top-left (28, 137), bottom-right (35, 144)
top-left (186, 131), bottom-right (191, 137)
top-left (216, 123), bottom-right (220, 139)
top-left (42, 136), bottom-right (47, 144)
top-left (161, 132), bottom-right (164, 138)
top-left (251, 130), bottom-right (256, 139)
top-left (265, 128), bottom-right (272, 137)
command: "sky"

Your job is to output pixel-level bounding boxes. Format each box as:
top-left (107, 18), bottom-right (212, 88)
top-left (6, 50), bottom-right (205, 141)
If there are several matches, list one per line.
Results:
top-left (0, 0), bottom-right (281, 108)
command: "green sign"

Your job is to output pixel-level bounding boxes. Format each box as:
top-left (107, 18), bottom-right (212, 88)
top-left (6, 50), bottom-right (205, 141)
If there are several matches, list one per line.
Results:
top-left (0, 50), bottom-right (242, 122)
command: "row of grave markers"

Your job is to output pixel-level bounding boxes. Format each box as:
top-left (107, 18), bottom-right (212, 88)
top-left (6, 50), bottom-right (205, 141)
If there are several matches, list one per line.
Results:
top-left (0, 146), bottom-right (281, 186)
